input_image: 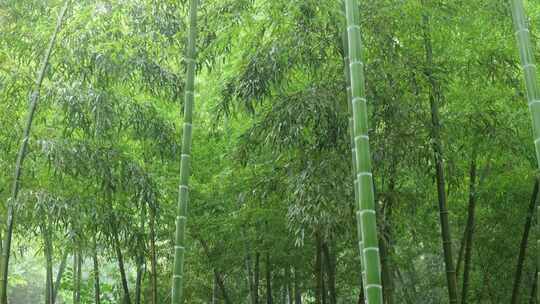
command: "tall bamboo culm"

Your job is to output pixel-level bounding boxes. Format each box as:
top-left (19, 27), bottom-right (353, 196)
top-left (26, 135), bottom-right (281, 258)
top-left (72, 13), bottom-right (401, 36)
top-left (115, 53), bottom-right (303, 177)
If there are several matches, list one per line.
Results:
top-left (0, 2), bottom-right (70, 302)
top-left (340, 2), bottom-right (367, 299)
top-left (344, 0), bottom-right (383, 303)
top-left (171, 0), bottom-right (199, 303)
top-left (509, 1), bottom-right (540, 302)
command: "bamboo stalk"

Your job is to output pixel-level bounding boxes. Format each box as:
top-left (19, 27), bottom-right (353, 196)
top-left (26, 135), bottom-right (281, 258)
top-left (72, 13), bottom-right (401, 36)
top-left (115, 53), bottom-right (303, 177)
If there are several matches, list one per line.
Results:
top-left (344, 0), bottom-right (383, 303)
top-left (171, 1), bottom-right (199, 301)
top-left (509, 1), bottom-right (540, 302)
top-left (0, 2), bottom-right (70, 302)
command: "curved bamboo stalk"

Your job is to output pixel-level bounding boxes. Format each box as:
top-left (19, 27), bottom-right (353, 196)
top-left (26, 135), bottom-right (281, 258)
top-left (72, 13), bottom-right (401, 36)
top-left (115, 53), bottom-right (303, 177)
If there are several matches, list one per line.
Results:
top-left (509, 1), bottom-right (540, 302)
top-left (344, 0), bottom-right (383, 303)
top-left (171, 0), bottom-right (199, 302)
top-left (0, 2), bottom-right (70, 301)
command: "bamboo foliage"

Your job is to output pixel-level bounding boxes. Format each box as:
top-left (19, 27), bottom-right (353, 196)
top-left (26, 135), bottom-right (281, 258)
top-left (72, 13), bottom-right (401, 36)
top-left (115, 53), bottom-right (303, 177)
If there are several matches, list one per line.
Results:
top-left (0, 1), bottom-right (71, 302)
top-left (509, 1), bottom-right (540, 302)
top-left (171, 0), bottom-right (199, 303)
top-left (344, 0), bottom-right (383, 303)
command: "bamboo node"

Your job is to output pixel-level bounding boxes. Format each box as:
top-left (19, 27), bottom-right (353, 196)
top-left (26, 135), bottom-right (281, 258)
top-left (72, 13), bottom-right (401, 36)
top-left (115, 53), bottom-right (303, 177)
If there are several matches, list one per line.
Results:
top-left (352, 97), bottom-right (367, 104)
top-left (365, 284), bottom-right (383, 289)
top-left (528, 99), bottom-right (540, 107)
top-left (360, 210), bottom-right (376, 216)
top-left (350, 60), bottom-right (365, 67)
top-left (355, 135), bottom-right (369, 141)
top-left (515, 28), bottom-right (530, 35)
top-left (363, 247), bottom-right (379, 253)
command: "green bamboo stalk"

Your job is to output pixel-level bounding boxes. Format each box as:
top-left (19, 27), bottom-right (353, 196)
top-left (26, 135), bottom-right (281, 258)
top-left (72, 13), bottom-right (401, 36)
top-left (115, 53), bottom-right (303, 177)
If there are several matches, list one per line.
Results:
top-left (171, 0), bottom-right (199, 302)
top-left (340, 2), bottom-right (367, 298)
top-left (344, 0), bottom-right (383, 303)
top-left (0, 2), bottom-right (70, 302)
top-left (420, 4), bottom-right (458, 302)
top-left (53, 249), bottom-right (69, 303)
top-left (509, 1), bottom-right (540, 302)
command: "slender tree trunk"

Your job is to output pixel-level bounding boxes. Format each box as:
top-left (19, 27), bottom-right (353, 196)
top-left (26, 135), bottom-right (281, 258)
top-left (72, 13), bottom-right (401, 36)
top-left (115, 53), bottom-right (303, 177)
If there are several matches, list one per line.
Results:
top-left (461, 153), bottom-right (478, 304)
top-left (286, 267), bottom-right (293, 304)
top-left (43, 225), bottom-right (53, 304)
top-left (135, 204), bottom-right (146, 304)
top-left (212, 277), bottom-right (218, 304)
top-left (530, 269), bottom-right (538, 304)
top-left (171, 0), bottom-right (199, 302)
top-left (245, 250), bottom-right (254, 304)
top-left (0, 3), bottom-right (70, 302)
top-left (266, 252), bottom-right (273, 304)
top-left (73, 246), bottom-right (81, 304)
top-left (77, 248), bottom-right (82, 302)
top-left (322, 243), bottom-right (337, 304)
top-left (113, 227), bottom-right (131, 304)
top-left (52, 249), bottom-right (69, 303)
top-left (244, 235), bottom-right (255, 304)
top-left (255, 252), bottom-right (260, 304)
top-left (387, 179), bottom-right (397, 304)
top-left (321, 268), bottom-right (327, 304)
top-left (395, 268), bottom-right (414, 304)
top-left (421, 4), bottom-right (458, 303)
top-left (456, 225), bottom-right (468, 280)
top-left (315, 234), bottom-right (323, 304)
top-left (73, 250), bottom-right (77, 304)
top-left (198, 238), bottom-right (232, 304)
top-left (135, 260), bottom-right (143, 304)
top-left (135, 261), bottom-right (143, 304)
top-left (149, 205), bottom-right (158, 304)
top-left (511, 179), bottom-right (539, 304)
top-left (293, 267), bottom-right (301, 304)
top-left (458, 159), bottom-right (490, 281)
top-left (379, 236), bottom-right (393, 304)
top-left (380, 183), bottom-right (395, 304)
top-left (93, 240), bottom-right (101, 304)
top-left (212, 270), bottom-right (231, 304)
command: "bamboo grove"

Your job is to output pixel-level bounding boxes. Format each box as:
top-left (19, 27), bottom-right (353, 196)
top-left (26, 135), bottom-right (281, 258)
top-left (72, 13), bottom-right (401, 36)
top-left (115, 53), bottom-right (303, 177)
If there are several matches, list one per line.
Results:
top-left (0, 0), bottom-right (539, 303)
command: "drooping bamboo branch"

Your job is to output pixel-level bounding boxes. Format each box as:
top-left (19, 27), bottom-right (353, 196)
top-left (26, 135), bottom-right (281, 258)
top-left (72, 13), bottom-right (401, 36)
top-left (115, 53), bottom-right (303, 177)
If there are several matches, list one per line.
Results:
top-left (171, 1), bottom-right (199, 302)
top-left (0, 2), bottom-right (70, 301)
top-left (509, 2), bottom-right (540, 302)
top-left (344, 0), bottom-right (383, 303)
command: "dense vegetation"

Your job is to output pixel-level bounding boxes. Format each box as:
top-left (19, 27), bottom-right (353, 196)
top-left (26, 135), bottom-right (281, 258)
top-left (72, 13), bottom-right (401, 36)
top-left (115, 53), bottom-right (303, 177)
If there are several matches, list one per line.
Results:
top-left (1, 0), bottom-right (539, 303)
